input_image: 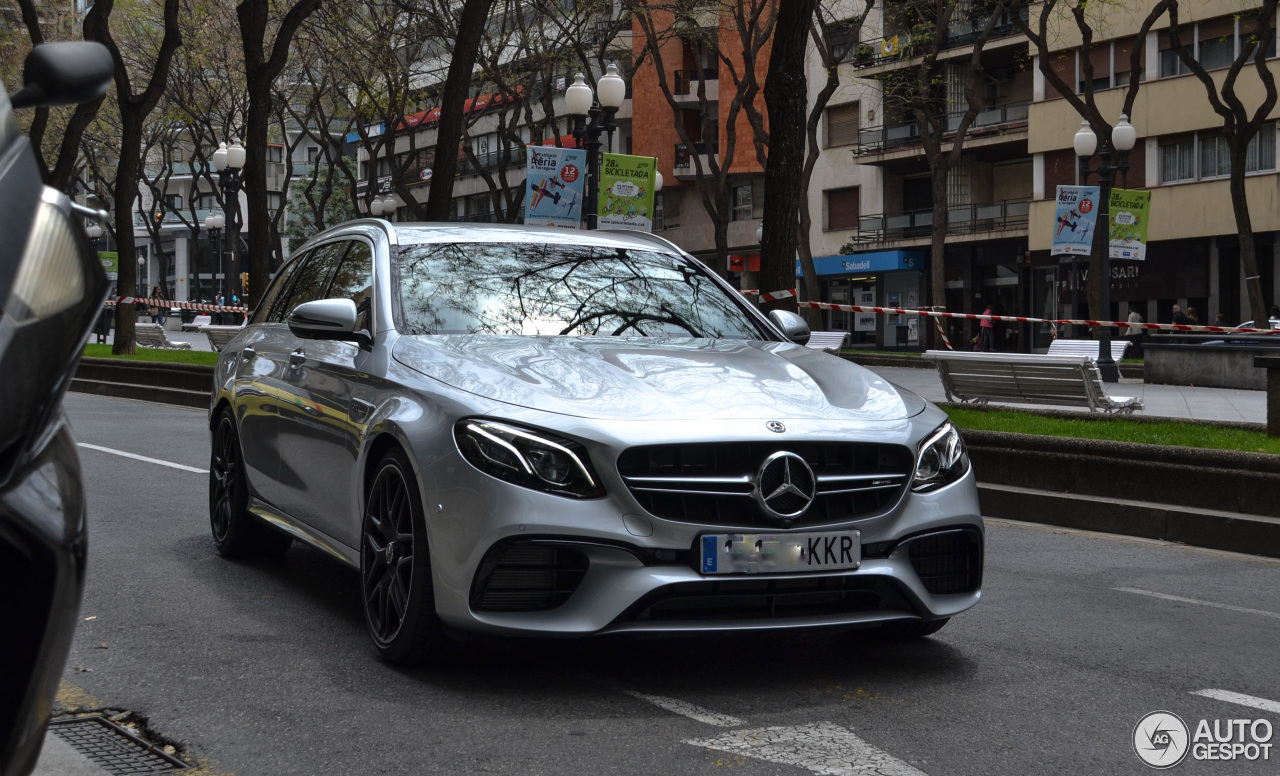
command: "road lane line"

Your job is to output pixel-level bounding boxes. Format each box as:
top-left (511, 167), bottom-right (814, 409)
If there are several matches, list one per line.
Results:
top-left (77, 443), bottom-right (208, 474)
top-left (686, 721), bottom-right (928, 776)
top-left (621, 690), bottom-right (744, 727)
top-left (1192, 689), bottom-right (1280, 715)
top-left (1113, 588), bottom-right (1280, 620)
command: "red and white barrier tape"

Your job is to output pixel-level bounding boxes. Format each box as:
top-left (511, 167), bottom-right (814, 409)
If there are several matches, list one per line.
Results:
top-left (741, 289), bottom-right (1280, 335)
top-left (932, 313), bottom-right (954, 350)
top-left (106, 296), bottom-right (249, 314)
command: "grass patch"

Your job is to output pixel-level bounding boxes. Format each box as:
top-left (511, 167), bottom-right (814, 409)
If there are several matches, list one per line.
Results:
top-left (82, 344), bottom-right (219, 366)
top-left (945, 406), bottom-right (1280, 455)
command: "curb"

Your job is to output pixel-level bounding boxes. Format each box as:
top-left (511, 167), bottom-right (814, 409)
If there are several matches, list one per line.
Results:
top-left (72, 358), bottom-right (213, 409)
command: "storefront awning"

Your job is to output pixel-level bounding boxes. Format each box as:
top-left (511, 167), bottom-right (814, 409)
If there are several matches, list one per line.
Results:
top-left (798, 250), bottom-right (925, 277)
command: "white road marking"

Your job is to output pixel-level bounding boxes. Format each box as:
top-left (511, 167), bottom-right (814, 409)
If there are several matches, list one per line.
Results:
top-left (77, 443), bottom-right (208, 474)
top-left (1113, 588), bottom-right (1280, 620)
top-left (622, 690), bottom-right (745, 727)
top-left (686, 721), bottom-right (928, 776)
top-left (1192, 689), bottom-right (1280, 715)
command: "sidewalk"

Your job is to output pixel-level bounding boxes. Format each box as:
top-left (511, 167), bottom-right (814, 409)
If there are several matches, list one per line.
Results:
top-left (865, 364), bottom-right (1267, 424)
top-left (90, 327), bottom-right (215, 351)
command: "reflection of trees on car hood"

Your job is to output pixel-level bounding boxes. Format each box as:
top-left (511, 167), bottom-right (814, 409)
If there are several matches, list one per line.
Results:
top-left (396, 242), bottom-right (762, 339)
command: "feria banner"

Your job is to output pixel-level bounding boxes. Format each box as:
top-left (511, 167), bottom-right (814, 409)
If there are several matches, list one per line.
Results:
top-left (598, 153), bottom-right (657, 232)
top-left (1108, 187), bottom-right (1150, 260)
top-left (524, 145), bottom-right (586, 229)
top-left (1051, 185), bottom-right (1100, 256)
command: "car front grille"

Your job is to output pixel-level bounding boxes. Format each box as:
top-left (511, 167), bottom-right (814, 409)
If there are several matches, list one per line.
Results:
top-left (615, 575), bottom-right (914, 624)
top-left (616, 442), bottom-right (913, 528)
top-left (905, 528), bottom-right (983, 595)
top-left (469, 542), bottom-right (589, 612)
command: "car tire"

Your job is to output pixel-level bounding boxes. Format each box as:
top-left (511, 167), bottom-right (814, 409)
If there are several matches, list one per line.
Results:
top-left (360, 449), bottom-right (445, 665)
top-left (209, 409), bottom-right (293, 558)
top-left (880, 617), bottom-right (950, 640)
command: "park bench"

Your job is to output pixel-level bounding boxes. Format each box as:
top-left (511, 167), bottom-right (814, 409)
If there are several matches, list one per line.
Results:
top-left (135, 322), bottom-right (192, 350)
top-left (182, 314), bottom-right (211, 332)
top-left (1046, 338), bottom-right (1130, 361)
top-left (805, 330), bottom-right (849, 353)
top-left (922, 350), bottom-right (1142, 414)
top-left (201, 324), bottom-right (244, 352)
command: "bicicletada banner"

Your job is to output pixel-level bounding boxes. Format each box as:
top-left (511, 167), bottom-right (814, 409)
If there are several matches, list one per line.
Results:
top-left (598, 153), bottom-right (657, 232)
top-left (1108, 187), bottom-right (1150, 261)
top-left (1051, 185), bottom-right (1100, 256)
top-left (524, 145), bottom-right (586, 229)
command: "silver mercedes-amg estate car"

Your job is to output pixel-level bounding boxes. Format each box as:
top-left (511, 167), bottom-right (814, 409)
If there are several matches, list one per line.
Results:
top-left (209, 221), bottom-right (981, 664)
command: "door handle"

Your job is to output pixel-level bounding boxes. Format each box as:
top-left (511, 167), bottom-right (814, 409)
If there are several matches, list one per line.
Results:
top-left (289, 349), bottom-right (305, 367)
top-left (241, 346), bottom-right (255, 362)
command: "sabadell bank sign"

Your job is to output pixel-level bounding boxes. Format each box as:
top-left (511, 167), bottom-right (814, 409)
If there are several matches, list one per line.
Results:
top-left (800, 251), bottom-right (923, 277)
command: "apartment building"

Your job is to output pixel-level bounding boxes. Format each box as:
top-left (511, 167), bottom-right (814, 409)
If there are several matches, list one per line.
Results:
top-left (1027, 0), bottom-right (1280, 334)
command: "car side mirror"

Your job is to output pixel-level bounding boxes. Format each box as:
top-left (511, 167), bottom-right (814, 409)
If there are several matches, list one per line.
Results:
top-left (288, 298), bottom-right (367, 345)
top-left (10, 42), bottom-right (113, 109)
top-left (768, 309), bottom-right (811, 345)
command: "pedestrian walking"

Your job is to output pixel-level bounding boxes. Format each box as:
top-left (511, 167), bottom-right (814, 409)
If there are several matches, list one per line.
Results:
top-left (977, 304), bottom-right (995, 352)
top-left (214, 291), bottom-right (225, 325)
top-left (1126, 304), bottom-right (1144, 357)
top-left (149, 285), bottom-right (166, 326)
top-left (1171, 303), bottom-right (1190, 344)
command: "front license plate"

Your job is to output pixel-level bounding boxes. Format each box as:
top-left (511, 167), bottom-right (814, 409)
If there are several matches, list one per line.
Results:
top-left (699, 531), bottom-right (861, 575)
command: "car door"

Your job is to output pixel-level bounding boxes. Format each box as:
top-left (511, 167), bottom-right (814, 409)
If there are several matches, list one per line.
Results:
top-left (273, 239), bottom-right (375, 545)
top-left (233, 253), bottom-right (305, 508)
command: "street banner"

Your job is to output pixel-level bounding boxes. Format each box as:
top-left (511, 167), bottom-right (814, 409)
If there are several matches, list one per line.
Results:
top-left (524, 145), bottom-right (586, 229)
top-left (1051, 185), bottom-right (1100, 256)
top-left (1108, 187), bottom-right (1150, 260)
top-left (598, 153), bottom-right (657, 232)
top-left (98, 251), bottom-right (119, 281)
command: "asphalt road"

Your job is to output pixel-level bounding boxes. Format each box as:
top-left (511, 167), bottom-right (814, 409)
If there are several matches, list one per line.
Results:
top-left (55, 392), bottom-right (1280, 775)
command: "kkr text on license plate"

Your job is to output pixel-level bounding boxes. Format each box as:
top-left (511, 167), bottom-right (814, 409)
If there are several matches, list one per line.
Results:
top-left (699, 531), bottom-right (861, 574)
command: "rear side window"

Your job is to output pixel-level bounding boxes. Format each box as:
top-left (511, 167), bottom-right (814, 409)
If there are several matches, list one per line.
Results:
top-left (272, 241), bottom-right (348, 322)
top-left (326, 240), bottom-right (374, 334)
top-left (253, 257), bottom-right (302, 325)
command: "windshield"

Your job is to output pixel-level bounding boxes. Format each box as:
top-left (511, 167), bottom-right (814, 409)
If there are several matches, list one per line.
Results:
top-left (396, 241), bottom-right (768, 339)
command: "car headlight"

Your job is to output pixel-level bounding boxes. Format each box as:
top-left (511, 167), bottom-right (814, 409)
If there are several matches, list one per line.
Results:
top-left (455, 419), bottom-right (604, 498)
top-left (912, 422), bottom-right (969, 493)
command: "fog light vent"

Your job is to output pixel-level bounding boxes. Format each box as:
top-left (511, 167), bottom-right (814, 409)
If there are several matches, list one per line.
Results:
top-left (470, 543), bottom-right (589, 612)
top-left (907, 528), bottom-right (982, 595)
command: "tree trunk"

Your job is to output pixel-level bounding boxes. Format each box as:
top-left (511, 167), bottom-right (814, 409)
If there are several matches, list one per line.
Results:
top-left (930, 166), bottom-right (950, 345)
top-left (1231, 152), bottom-right (1270, 324)
top-left (423, 0), bottom-right (497, 221)
top-left (110, 111), bottom-right (144, 355)
top-left (758, 0), bottom-right (818, 316)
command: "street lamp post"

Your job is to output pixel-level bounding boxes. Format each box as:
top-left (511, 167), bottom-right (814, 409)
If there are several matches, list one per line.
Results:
top-left (204, 213), bottom-right (225, 309)
top-left (1073, 114), bottom-right (1137, 384)
top-left (565, 64), bottom-right (627, 229)
top-left (211, 139), bottom-right (245, 302)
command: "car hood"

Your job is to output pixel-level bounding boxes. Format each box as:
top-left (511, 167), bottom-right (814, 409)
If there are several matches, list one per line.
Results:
top-left (392, 335), bottom-right (927, 421)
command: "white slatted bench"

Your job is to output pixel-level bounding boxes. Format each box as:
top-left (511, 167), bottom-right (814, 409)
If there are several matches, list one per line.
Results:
top-left (182, 314), bottom-right (211, 332)
top-left (922, 350), bottom-right (1142, 414)
top-left (135, 323), bottom-right (192, 350)
top-left (805, 330), bottom-right (849, 353)
top-left (200, 324), bottom-right (243, 352)
top-left (1047, 338), bottom-right (1130, 361)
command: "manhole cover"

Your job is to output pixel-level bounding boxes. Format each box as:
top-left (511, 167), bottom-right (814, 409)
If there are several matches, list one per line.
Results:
top-left (50, 717), bottom-right (187, 774)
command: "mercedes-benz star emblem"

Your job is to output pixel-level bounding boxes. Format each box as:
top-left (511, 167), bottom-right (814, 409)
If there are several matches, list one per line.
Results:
top-left (766, 421), bottom-right (786, 433)
top-left (753, 451), bottom-right (816, 521)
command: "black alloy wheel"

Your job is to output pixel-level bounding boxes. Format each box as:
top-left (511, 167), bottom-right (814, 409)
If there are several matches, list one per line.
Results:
top-left (209, 409), bottom-right (292, 558)
top-left (360, 449), bottom-right (444, 664)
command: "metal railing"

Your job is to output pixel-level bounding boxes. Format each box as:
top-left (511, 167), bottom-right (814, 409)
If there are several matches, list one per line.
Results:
top-left (854, 101), bottom-right (1028, 155)
top-left (857, 198), bottom-right (1030, 241)
top-left (674, 67), bottom-right (719, 96)
top-left (850, 7), bottom-right (1028, 69)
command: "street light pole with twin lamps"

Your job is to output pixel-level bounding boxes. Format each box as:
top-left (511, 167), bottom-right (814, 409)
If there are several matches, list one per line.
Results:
top-left (1073, 114), bottom-right (1137, 384)
top-left (211, 139), bottom-right (245, 302)
top-left (565, 65), bottom-right (627, 230)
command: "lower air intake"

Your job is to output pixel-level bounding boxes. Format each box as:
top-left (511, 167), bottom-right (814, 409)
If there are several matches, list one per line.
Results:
top-left (907, 528), bottom-right (983, 595)
top-left (470, 542), bottom-right (589, 612)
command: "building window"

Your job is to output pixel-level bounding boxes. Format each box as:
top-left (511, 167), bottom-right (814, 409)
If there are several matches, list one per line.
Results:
top-left (825, 187), bottom-right (859, 230)
top-left (825, 102), bottom-right (860, 147)
top-left (1160, 17), bottom-right (1277, 78)
top-left (307, 146), bottom-right (320, 163)
top-left (1159, 136), bottom-right (1196, 183)
top-left (266, 145), bottom-right (284, 163)
top-left (731, 179), bottom-right (764, 221)
top-left (1199, 135), bottom-right (1232, 179)
top-left (654, 190), bottom-right (681, 231)
top-left (1247, 123), bottom-right (1277, 172)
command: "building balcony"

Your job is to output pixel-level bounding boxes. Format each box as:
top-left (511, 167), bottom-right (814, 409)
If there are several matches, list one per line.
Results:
top-left (673, 142), bottom-right (719, 179)
top-left (850, 7), bottom-right (1028, 71)
top-left (854, 102), bottom-right (1029, 161)
top-left (355, 147), bottom-right (528, 196)
top-left (673, 68), bottom-right (719, 102)
top-left (855, 198), bottom-right (1030, 243)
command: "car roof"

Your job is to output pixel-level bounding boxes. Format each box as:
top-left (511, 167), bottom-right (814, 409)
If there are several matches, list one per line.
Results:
top-left (304, 219), bottom-right (686, 256)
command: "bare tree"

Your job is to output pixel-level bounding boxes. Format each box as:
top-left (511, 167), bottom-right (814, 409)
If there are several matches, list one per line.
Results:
top-left (83, 0), bottom-right (183, 355)
top-left (1167, 0), bottom-right (1278, 325)
top-left (1011, 0), bottom-right (1172, 324)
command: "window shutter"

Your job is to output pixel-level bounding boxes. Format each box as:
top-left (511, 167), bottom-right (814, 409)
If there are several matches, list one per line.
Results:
top-left (826, 187), bottom-right (859, 230)
top-left (825, 103), bottom-right (860, 148)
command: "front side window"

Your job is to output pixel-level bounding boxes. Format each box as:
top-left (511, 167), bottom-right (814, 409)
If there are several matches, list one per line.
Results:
top-left (396, 242), bottom-right (767, 339)
top-left (272, 241), bottom-right (348, 322)
top-left (327, 240), bottom-right (374, 333)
